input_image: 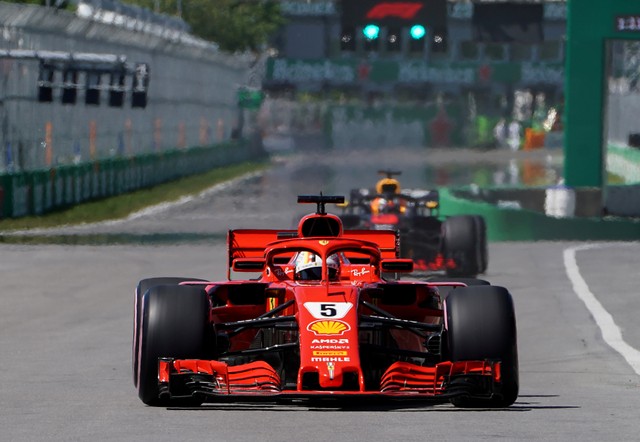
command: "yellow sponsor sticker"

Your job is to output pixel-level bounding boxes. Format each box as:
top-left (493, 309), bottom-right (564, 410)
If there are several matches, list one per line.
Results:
top-left (312, 351), bottom-right (348, 357)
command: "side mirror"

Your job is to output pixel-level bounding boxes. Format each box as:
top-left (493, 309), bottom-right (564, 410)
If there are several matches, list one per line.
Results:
top-left (232, 258), bottom-right (266, 272)
top-left (381, 259), bottom-right (414, 273)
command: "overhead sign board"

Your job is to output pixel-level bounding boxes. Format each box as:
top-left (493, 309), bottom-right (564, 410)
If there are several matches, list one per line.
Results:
top-left (340, 0), bottom-right (447, 27)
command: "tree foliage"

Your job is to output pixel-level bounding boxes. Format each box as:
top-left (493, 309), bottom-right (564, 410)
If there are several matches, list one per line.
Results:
top-left (4, 0), bottom-right (285, 52)
top-left (124, 0), bottom-right (286, 53)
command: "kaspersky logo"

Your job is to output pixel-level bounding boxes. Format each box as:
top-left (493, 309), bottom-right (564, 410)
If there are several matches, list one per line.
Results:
top-left (366, 2), bottom-right (424, 20)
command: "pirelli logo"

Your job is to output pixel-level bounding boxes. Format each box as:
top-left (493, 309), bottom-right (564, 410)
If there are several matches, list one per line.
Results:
top-left (312, 351), bottom-right (348, 357)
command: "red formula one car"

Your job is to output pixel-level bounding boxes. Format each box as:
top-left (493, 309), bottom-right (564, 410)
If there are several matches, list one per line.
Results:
top-left (340, 171), bottom-right (488, 276)
top-left (132, 195), bottom-right (518, 407)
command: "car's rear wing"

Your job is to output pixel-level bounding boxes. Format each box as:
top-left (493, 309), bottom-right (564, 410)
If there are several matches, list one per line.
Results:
top-left (227, 228), bottom-right (399, 277)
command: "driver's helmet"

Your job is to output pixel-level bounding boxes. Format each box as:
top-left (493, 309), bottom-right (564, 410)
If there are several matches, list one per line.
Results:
top-left (376, 178), bottom-right (400, 195)
top-left (294, 252), bottom-right (340, 281)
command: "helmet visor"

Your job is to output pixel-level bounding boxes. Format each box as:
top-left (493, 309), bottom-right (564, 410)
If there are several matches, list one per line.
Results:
top-left (297, 266), bottom-right (323, 281)
top-left (296, 266), bottom-right (338, 281)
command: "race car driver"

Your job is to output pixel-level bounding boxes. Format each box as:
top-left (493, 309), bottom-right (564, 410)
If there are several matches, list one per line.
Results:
top-left (294, 252), bottom-right (340, 281)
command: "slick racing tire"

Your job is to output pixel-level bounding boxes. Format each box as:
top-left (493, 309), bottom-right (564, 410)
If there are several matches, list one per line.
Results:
top-left (136, 285), bottom-right (210, 406)
top-left (444, 285), bottom-right (519, 408)
top-left (442, 215), bottom-right (481, 277)
top-left (472, 215), bottom-right (488, 274)
top-left (133, 277), bottom-right (206, 387)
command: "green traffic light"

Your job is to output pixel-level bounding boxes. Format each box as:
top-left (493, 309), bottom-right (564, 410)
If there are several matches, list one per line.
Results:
top-left (363, 24), bottom-right (380, 40)
top-left (410, 25), bottom-right (426, 40)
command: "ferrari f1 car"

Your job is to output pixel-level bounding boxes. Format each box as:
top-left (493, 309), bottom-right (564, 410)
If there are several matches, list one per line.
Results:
top-left (132, 195), bottom-right (517, 407)
top-left (339, 171), bottom-right (488, 276)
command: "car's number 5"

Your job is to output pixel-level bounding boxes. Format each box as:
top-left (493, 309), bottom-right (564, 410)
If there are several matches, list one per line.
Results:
top-left (320, 303), bottom-right (338, 317)
top-left (304, 302), bottom-right (353, 319)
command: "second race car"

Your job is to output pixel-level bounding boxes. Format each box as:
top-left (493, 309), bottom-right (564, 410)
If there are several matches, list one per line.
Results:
top-left (339, 170), bottom-right (488, 276)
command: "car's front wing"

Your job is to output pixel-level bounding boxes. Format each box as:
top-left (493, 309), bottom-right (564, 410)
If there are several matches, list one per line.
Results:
top-left (158, 358), bottom-right (502, 402)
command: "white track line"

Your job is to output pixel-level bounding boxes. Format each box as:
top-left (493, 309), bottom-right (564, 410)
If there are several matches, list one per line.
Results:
top-left (564, 244), bottom-right (640, 376)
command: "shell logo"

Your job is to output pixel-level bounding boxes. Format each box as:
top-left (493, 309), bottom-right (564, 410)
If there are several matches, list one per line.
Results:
top-left (319, 240), bottom-right (330, 246)
top-left (307, 320), bottom-right (350, 336)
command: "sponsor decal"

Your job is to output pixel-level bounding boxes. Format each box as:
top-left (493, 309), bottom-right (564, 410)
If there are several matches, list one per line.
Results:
top-left (310, 337), bottom-right (350, 351)
top-left (311, 357), bottom-right (351, 362)
top-left (310, 345), bottom-right (349, 350)
top-left (311, 338), bottom-right (349, 344)
top-left (313, 351), bottom-right (348, 356)
top-left (319, 240), bottom-right (330, 246)
top-left (351, 267), bottom-right (370, 277)
top-left (304, 302), bottom-right (353, 319)
top-left (307, 320), bottom-right (350, 336)
top-left (274, 267), bottom-right (294, 278)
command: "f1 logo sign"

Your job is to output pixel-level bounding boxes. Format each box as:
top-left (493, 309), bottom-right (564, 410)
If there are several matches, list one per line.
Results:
top-left (366, 2), bottom-right (424, 20)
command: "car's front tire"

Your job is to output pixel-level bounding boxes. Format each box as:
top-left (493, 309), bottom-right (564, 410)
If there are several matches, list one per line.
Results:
top-left (444, 285), bottom-right (518, 407)
top-left (132, 277), bottom-right (206, 387)
top-left (136, 284), bottom-right (210, 406)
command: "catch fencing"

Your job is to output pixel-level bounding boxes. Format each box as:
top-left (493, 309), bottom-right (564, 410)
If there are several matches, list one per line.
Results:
top-left (0, 3), bottom-right (251, 172)
top-left (0, 3), bottom-right (261, 219)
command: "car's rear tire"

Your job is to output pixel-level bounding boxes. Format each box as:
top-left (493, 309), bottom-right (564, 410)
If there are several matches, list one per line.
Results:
top-left (137, 284), bottom-right (210, 406)
top-left (133, 277), bottom-right (206, 387)
top-left (472, 215), bottom-right (488, 274)
top-left (442, 215), bottom-right (481, 277)
top-left (444, 285), bottom-right (518, 408)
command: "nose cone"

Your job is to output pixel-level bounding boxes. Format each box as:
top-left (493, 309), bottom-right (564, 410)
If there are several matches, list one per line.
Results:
top-left (295, 286), bottom-right (363, 391)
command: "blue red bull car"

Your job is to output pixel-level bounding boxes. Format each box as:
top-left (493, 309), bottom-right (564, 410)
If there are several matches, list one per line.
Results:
top-left (339, 170), bottom-right (488, 276)
top-left (132, 195), bottom-right (517, 408)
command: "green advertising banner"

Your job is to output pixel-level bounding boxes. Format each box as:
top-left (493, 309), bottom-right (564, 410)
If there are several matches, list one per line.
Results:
top-left (265, 58), bottom-right (564, 86)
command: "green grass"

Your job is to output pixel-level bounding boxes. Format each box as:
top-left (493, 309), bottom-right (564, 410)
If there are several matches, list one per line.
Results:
top-left (0, 161), bottom-right (269, 231)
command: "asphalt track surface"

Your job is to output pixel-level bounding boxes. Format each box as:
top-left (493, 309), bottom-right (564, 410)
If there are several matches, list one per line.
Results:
top-left (1, 148), bottom-right (639, 441)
